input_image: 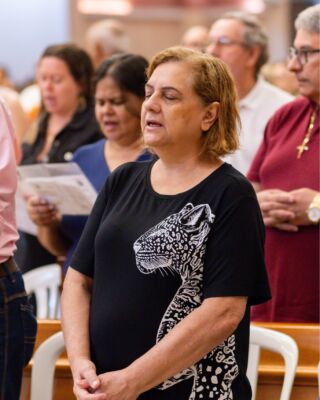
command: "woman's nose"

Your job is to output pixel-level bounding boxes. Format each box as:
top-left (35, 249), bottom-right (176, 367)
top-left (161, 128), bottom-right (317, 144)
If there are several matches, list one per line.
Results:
top-left (102, 102), bottom-right (115, 114)
top-left (41, 79), bottom-right (53, 91)
top-left (143, 94), bottom-right (160, 113)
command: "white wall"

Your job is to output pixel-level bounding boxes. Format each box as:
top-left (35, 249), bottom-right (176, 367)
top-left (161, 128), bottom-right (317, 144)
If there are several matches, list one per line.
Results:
top-left (0, 0), bottom-right (69, 87)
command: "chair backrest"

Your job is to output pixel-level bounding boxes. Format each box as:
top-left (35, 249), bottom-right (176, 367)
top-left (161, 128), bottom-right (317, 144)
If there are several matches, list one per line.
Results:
top-left (30, 325), bottom-right (299, 400)
top-left (248, 325), bottom-right (299, 400)
top-left (31, 331), bottom-right (65, 400)
top-left (23, 263), bottom-right (61, 319)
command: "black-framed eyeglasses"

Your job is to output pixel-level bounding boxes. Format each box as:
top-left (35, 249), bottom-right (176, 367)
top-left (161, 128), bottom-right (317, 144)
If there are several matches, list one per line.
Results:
top-left (288, 47), bottom-right (320, 65)
top-left (208, 36), bottom-right (247, 48)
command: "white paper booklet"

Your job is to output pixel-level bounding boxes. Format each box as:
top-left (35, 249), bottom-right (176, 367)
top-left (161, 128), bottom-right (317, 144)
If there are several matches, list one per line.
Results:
top-left (17, 163), bottom-right (97, 217)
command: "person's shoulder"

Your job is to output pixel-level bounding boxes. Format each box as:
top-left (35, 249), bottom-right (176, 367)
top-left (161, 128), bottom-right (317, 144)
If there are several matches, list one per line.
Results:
top-left (268, 96), bottom-right (306, 124)
top-left (73, 139), bottom-right (105, 160)
top-left (258, 79), bottom-right (294, 103)
top-left (0, 96), bottom-right (15, 139)
top-left (105, 160), bottom-right (151, 188)
top-left (137, 150), bottom-right (154, 162)
top-left (112, 160), bottom-right (151, 178)
top-left (0, 86), bottom-right (20, 103)
top-left (0, 96), bottom-right (9, 117)
top-left (214, 163), bottom-right (256, 198)
top-left (241, 79), bottom-right (292, 114)
top-left (71, 105), bottom-right (102, 143)
top-left (72, 104), bottom-right (100, 130)
top-left (281, 95), bottom-right (308, 111)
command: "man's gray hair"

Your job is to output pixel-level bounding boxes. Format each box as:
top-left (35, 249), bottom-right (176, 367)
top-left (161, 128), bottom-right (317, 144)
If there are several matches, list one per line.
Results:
top-left (295, 4), bottom-right (320, 34)
top-left (86, 19), bottom-right (129, 55)
top-left (221, 11), bottom-right (269, 78)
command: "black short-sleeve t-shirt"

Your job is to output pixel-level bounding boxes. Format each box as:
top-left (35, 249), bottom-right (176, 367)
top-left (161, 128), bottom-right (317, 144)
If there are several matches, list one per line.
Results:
top-left (70, 160), bottom-right (270, 400)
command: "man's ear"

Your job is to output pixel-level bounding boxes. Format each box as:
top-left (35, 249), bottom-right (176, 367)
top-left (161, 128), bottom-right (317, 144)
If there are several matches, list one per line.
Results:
top-left (246, 45), bottom-right (261, 70)
top-left (201, 102), bottom-right (219, 132)
top-left (95, 43), bottom-right (105, 65)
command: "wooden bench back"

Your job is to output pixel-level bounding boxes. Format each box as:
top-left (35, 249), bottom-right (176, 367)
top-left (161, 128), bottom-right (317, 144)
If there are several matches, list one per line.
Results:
top-left (22, 320), bottom-right (318, 400)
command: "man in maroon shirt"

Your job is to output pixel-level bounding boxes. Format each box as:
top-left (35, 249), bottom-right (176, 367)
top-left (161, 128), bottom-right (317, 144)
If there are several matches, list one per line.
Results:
top-left (248, 4), bottom-right (320, 322)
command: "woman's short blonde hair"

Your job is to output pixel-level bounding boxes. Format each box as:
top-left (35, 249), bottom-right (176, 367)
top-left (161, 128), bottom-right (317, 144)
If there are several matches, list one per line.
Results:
top-left (147, 46), bottom-right (240, 159)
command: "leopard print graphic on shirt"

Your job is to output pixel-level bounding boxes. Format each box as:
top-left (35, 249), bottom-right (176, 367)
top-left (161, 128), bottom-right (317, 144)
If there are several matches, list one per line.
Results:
top-left (133, 203), bottom-right (239, 400)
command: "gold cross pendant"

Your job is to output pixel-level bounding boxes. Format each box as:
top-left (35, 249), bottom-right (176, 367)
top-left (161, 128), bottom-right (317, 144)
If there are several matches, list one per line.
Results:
top-left (297, 139), bottom-right (309, 159)
top-left (296, 109), bottom-right (317, 159)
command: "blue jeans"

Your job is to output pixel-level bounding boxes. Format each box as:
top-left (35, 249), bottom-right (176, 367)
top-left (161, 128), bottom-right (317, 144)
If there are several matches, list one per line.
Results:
top-left (0, 270), bottom-right (37, 400)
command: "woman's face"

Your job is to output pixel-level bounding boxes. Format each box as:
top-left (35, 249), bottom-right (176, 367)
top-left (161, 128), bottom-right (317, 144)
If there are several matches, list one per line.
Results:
top-left (94, 76), bottom-right (142, 144)
top-left (37, 56), bottom-right (82, 115)
top-left (141, 61), bottom-right (212, 155)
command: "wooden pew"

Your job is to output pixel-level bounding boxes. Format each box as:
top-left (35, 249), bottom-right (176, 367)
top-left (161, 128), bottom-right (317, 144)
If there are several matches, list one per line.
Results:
top-left (21, 320), bottom-right (319, 400)
top-left (253, 322), bottom-right (319, 400)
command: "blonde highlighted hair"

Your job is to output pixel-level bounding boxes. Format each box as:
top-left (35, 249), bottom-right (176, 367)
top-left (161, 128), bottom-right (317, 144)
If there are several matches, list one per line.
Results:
top-left (147, 47), bottom-right (240, 159)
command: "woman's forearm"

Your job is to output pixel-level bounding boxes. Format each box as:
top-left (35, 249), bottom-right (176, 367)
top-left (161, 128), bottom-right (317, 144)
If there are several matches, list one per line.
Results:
top-left (123, 296), bottom-right (247, 396)
top-left (61, 268), bottom-right (93, 371)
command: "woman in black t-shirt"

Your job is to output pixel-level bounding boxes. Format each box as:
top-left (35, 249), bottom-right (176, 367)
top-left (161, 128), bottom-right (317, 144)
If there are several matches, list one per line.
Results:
top-left (61, 47), bottom-right (271, 400)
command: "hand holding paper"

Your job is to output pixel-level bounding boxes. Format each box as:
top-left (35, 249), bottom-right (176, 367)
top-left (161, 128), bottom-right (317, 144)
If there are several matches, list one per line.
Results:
top-left (27, 196), bottom-right (60, 226)
top-left (18, 162), bottom-right (97, 216)
top-left (16, 162), bottom-right (98, 235)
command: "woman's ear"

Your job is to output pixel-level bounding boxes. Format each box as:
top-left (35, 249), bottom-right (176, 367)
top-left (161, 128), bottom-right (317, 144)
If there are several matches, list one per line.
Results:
top-left (201, 102), bottom-right (219, 132)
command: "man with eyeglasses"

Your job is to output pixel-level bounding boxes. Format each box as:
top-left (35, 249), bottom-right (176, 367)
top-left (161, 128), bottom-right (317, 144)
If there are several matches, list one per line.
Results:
top-left (248, 4), bottom-right (320, 323)
top-left (206, 11), bottom-right (293, 175)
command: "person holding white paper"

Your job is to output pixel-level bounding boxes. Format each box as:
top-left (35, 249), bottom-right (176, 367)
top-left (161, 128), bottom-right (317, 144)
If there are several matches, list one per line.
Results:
top-left (16, 44), bottom-right (102, 272)
top-left (27, 53), bottom-right (151, 271)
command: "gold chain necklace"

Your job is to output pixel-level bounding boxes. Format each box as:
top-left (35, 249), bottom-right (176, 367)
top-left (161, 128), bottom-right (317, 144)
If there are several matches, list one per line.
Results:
top-left (296, 109), bottom-right (317, 159)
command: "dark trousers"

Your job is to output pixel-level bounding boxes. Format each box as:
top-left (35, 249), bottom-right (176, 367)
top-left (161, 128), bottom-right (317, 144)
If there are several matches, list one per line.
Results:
top-left (0, 268), bottom-right (37, 400)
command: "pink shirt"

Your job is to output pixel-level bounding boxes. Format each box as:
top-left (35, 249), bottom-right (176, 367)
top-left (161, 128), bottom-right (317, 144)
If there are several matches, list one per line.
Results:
top-left (0, 99), bottom-right (19, 263)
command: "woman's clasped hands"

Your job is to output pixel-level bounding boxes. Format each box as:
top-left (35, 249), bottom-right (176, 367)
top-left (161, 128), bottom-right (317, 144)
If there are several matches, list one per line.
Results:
top-left (72, 358), bottom-right (139, 400)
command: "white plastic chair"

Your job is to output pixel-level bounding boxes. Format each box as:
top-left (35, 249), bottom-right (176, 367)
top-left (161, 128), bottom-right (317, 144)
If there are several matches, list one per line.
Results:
top-left (31, 325), bottom-right (299, 400)
top-left (248, 325), bottom-right (299, 400)
top-left (23, 263), bottom-right (61, 319)
top-left (31, 331), bottom-right (65, 400)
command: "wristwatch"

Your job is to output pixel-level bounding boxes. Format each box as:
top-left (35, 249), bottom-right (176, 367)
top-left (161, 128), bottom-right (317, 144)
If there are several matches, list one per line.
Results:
top-left (307, 194), bottom-right (320, 224)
